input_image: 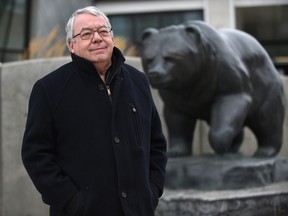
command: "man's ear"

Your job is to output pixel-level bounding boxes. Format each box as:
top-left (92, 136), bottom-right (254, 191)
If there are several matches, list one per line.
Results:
top-left (68, 40), bottom-right (75, 53)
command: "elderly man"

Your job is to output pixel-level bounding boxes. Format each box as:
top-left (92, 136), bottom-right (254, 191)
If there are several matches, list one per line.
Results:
top-left (22, 6), bottom-right (167, 216)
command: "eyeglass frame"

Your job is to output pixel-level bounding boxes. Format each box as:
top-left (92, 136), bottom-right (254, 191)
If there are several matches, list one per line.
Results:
top-left (72, 26), bottom-right (113, 40)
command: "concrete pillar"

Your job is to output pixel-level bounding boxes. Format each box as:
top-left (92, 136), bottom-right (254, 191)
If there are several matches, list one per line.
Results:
top-left (0, 57), bottom-right (70, 216)
top-left (205, 0), bottom-right (235, 28)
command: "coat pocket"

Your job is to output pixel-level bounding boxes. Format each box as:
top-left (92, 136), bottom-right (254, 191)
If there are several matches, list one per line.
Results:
top-left (64, 188), bottom-right (88, 216)
top-left (128, 103), bottom-right (142, 146)
top-left (150, 183), bottom-right (159, 210)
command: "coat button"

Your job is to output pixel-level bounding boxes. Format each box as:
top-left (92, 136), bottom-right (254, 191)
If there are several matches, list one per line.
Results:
top-left (98, 84), bottom-right (104, 90)
top-left (121, 192), bottom-right (127, 198)
top-left (114, 137), bottom-right (120, 144)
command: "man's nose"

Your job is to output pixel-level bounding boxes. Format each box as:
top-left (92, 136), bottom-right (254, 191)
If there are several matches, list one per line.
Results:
top-left (92, 31), bottom-right (102, 41)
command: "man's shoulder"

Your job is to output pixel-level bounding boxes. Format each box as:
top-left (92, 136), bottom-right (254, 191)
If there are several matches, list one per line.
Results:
top-left (122, 63), bottom-right (147, 82)
top-left (32, 61), bottom-right (77, 99)
top-left (40, 61), bottom-right (75, 82)
top-left (122, 63), bottom-right (152, 99)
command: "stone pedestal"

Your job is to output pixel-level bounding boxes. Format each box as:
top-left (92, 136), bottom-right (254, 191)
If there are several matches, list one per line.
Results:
top-left (155, 155), bottom-right (288, 215)
top-left (165, 154), bottom-right (288, 190)
top-left (156, 182), bottom-right (288, 216)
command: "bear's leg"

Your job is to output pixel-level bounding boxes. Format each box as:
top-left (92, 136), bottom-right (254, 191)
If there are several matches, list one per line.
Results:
top-left (251, 122), bottom-right (283, 157)
top-left (250, 101), bottom-right (284, 157)
top-left (209, 94), bottom-right (251, 154)
top-left (228, 129), bottom-right (244, 153)
top-left (164, 105), bottom-right (196, 157)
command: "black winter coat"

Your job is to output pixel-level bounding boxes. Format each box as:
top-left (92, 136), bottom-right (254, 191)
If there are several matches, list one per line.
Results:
top-left (21, 48), bottom-right (167, 216)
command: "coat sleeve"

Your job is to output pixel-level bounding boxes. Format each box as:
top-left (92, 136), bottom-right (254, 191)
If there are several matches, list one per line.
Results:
top-left (147, 83), bottom-right (167, 198)
top-left (21, 81), bottom-right (78, 210)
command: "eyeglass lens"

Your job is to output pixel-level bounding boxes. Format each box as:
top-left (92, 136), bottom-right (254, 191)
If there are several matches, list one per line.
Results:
top-left (80, 27), bottom-right (111, 39)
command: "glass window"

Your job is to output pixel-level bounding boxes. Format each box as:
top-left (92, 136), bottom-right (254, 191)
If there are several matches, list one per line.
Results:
top-left (236, 5), bottom-right (288, 74)
top-left (109, 10), bottom-right (203, 56)
top-left (0, 0), bottom-right (29, 62)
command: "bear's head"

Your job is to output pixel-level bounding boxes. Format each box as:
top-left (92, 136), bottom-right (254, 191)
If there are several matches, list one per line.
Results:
top-left (140, 23), bottom-right (213, 90)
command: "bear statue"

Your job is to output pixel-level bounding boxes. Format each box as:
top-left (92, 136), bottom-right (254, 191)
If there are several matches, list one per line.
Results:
top-left (140, 21), bottom-right (285, 158)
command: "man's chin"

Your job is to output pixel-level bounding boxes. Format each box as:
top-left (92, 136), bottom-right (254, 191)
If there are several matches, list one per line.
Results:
top-left (90, 55), bottom-right (110, 64)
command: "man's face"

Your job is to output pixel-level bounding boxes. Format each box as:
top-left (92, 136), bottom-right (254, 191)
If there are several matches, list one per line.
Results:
top-left (68, 13), bottom-right (114, 64)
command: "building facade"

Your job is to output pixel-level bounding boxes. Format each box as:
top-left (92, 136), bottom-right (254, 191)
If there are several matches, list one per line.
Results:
top-left (1, 0), bottom-right (288, 72)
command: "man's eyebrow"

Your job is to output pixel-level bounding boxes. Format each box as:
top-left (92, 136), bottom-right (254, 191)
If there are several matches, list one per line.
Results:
top-left (80, 25), bottom-right (108, 31)
top-left (79, 27), bottom-right (93, 31)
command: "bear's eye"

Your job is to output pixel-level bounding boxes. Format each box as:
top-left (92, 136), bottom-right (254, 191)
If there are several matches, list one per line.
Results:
top-left (144, 57), bottom-right (154, 64)
top-left (164, 56), bottom-right (174, 62)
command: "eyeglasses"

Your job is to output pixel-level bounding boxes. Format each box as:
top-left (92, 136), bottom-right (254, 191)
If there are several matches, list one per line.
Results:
top-left (73, 26), bottom-right (112, 40)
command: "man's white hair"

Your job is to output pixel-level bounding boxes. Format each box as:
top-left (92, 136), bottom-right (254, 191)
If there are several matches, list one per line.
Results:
top-left (65, 6), bottom-right (113, 46)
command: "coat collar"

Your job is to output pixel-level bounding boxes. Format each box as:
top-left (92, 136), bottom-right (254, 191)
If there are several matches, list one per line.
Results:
top-left (71, 47), bottom-right (125, 83)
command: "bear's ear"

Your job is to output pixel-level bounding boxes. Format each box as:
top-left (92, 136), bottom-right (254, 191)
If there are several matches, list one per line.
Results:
top-left (184, 24), bottom-right (202, 42)
top-left (184, 23), bottom-right (215, 58)
top-left (141, 28), bottom-right (158, 41)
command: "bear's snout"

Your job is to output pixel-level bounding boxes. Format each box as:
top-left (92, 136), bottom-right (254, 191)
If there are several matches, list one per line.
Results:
top-left (146, 71), bottom-right (161, 80)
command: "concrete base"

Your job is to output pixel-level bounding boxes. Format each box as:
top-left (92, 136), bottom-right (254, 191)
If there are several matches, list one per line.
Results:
top-left (156, 155), bottom-right (288, 215)
top-left (165, 154), bottom-right (288, 190)
top-left (155, 182), bottom-right (288, 216)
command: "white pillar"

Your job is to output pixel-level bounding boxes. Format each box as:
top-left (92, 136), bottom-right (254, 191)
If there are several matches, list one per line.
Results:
top-left (205, 0), bottom-right (235, 28)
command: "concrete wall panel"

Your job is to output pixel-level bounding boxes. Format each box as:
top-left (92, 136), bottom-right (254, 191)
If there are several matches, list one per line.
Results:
top-left (0, 57), bottom-right (287, 215)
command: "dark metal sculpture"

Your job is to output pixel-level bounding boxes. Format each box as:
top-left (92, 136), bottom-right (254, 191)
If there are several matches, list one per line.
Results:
top-left (141, 21), bottom-right (285, 158)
